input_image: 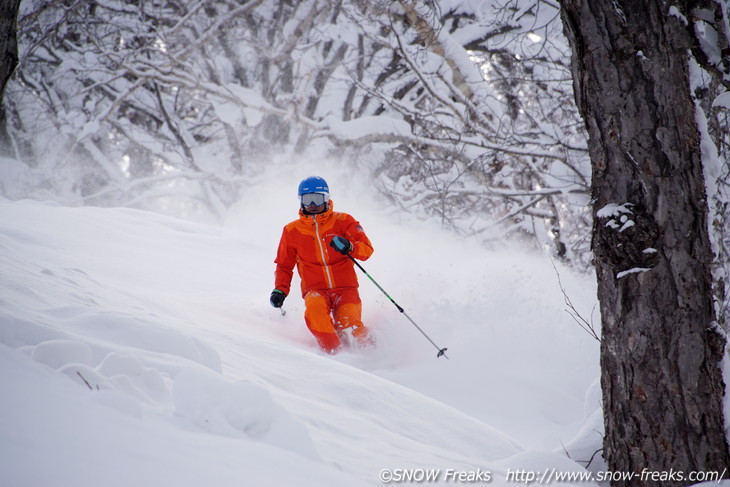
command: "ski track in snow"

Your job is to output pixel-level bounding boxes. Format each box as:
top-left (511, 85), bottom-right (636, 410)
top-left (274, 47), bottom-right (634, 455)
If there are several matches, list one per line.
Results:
top-left (0, 172), bottom-right (606, 486)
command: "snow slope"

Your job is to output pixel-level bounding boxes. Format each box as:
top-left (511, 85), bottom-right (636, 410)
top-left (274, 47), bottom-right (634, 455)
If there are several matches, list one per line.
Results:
top-left (1, 168), bottom-right (604, 486)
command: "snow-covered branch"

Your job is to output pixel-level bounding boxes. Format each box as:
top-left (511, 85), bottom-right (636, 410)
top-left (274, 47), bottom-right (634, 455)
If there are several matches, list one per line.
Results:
top-left (5, 0), bottom-right (591, 258)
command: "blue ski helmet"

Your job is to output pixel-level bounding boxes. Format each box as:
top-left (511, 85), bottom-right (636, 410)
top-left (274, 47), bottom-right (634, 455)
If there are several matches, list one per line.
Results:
top-left (297, 176), bottom-right (329, 197)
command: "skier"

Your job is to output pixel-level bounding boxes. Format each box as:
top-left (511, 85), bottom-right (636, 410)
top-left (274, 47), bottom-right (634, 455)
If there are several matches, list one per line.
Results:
top-left (270, 176), bottom-right (375, 354)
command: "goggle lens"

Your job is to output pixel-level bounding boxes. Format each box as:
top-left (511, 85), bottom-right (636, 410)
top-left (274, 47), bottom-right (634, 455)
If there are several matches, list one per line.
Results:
top-left (300, 193), bottom-right (327, 206)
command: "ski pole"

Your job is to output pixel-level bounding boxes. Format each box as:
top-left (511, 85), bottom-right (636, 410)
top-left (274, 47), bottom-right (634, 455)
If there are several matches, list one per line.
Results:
top-left (348, 255), bottom-right (449, 359)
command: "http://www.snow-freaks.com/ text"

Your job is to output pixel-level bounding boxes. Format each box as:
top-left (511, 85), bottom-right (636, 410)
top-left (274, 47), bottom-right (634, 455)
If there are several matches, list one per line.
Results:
top-left (378, 467), bottom-right (727, 484)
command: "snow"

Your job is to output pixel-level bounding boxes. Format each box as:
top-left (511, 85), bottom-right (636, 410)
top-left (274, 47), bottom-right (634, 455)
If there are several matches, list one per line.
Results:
top-left (616, 268), bottom-right (652, 279)
top-left (595, 202), bottom-right (633, 219)
top-left (597, 203), bottom-right (638, 235)
top-left (667, 6), bottom-right (688, 26)
top-left (1, 169), bottom-right (604, 485)
top-left (714, 92), bottom-right (730, 109)
top-left (325, 115), bottom-right (413, 141)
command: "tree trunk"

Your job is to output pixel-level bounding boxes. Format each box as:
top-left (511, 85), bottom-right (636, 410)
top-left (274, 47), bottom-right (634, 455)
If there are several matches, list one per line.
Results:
top-left (558, 1), bottom-right (730, 485)
top-left (0, 0), bottom-right (21, 155)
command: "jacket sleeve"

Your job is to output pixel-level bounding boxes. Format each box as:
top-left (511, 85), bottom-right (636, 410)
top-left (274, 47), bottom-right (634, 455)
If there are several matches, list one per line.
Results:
top-left (274, 227), bottom-right (297, 296)
top-left (344, 218), bottom-right (374, 261)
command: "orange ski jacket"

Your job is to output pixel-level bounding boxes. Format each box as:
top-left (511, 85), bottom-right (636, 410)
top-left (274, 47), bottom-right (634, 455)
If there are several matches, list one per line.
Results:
top-left (274, 201), bottom-right (373, 298)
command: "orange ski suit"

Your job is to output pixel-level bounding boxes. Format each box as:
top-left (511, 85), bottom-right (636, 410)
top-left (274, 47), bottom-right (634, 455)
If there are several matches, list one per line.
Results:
top-left (274, 201), bottom-right (374, 353)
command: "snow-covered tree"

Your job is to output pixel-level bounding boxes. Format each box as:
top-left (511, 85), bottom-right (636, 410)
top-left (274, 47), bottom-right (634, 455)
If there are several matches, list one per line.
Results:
top-left (2, 0), bottom-right (592, 259)
top-left (352, 0), bottom-right (591, 259)
top-left (559, 0), bottom-right (730, 484)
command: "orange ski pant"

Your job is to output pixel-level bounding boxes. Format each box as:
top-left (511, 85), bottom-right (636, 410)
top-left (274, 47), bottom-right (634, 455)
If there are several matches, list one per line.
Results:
top-left (303, 288), bottom-right (368, 353)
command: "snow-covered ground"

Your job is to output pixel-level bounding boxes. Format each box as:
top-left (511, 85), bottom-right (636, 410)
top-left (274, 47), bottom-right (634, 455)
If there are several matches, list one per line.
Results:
top-left (1, 167), bottom-right (606, 486)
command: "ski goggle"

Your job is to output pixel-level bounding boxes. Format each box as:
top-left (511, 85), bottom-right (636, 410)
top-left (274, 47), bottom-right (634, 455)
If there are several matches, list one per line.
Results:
top-left (300, 192), bottom-right (328, 207)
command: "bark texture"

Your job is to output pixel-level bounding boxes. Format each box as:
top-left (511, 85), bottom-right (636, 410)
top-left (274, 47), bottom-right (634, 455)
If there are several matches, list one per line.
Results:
top-left (559, 1), bottom-right (730, 485)
top-left (0, 0), bottom-right (21, 155)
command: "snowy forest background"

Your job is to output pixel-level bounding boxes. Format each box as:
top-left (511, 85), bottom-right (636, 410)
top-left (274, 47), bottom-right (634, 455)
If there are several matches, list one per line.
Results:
top-left (2, 0), bottom-right (729, 283)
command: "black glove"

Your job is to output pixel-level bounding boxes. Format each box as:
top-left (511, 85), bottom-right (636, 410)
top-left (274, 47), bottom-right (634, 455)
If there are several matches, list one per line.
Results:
top-left (270, 289), bottom-right (286, 308)
top-left (330, 236), bottom-right (352, 255)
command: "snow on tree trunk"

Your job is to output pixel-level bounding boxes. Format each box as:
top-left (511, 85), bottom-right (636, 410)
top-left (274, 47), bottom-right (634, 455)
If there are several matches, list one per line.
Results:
top-left (559, 0), bottom-right (730, 485)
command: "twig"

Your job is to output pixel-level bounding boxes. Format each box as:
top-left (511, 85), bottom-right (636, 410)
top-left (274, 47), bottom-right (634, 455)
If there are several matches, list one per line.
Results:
top-left (562, 439), bottom-right (605, 469)
top-left (550, 256), bottom-right (600, 342)
top-left (583, 448), bottom-right (604, 469)
top-left (76, 371), bottom-right (93, 391)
